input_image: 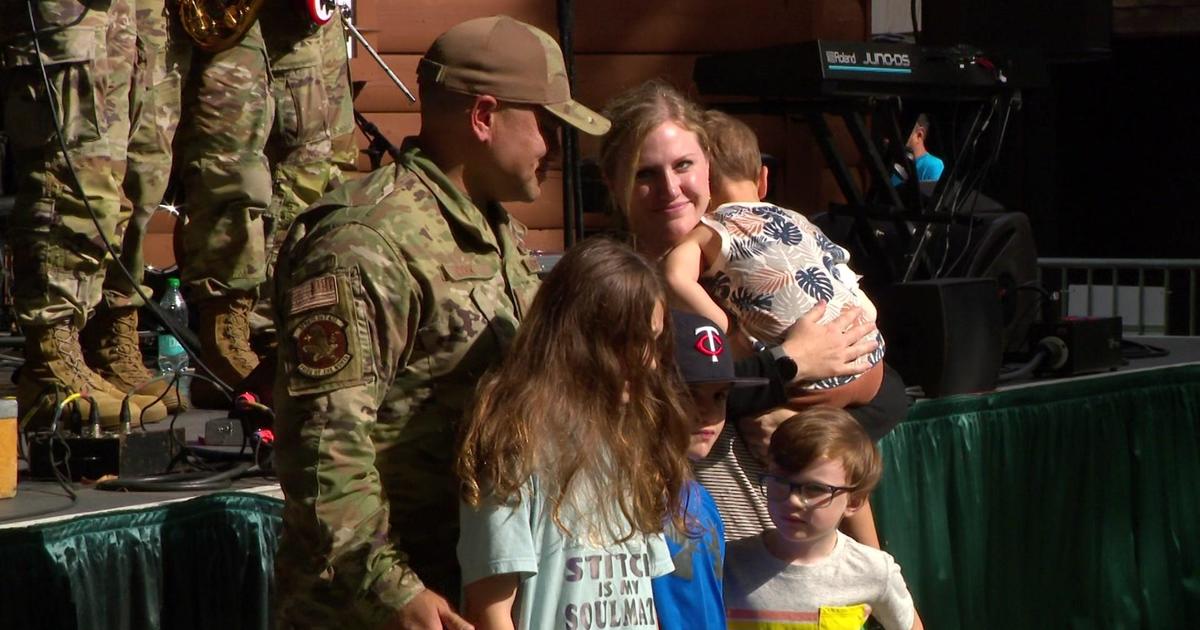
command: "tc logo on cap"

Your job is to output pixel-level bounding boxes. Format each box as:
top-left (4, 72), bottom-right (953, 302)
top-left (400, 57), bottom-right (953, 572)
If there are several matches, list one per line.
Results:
top-left (694, 325), bottom-right (724, 363)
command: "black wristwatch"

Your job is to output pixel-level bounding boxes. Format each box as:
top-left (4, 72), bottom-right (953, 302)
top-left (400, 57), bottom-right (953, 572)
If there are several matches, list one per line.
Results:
top-left (768, 345), bottom-right (798, 383)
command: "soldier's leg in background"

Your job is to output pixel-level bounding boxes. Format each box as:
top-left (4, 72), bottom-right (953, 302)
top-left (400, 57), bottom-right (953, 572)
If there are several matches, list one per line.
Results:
top-left (321, 11), bottom-right (357, 176)
top-left (4, 0), bottom-right (161, 427)
top-left (85, 0), bottom-right (189, 413)
top-left (175, 19), bottom-right (273, 408)
top-left (252, 9), bottom-right (347, 346)
top-left (261, 9), bottom-right (341, 278)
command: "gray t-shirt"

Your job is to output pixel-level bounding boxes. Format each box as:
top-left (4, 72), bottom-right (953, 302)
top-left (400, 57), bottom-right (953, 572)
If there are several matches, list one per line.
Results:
top-left (458, 476), bottom-right (674, 630)
top-left (724, 531), bottom-right (916, 630)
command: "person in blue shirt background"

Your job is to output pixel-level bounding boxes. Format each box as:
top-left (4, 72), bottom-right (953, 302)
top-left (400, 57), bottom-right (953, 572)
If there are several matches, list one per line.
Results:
top-left (891, 113), bottom-right (944, 185)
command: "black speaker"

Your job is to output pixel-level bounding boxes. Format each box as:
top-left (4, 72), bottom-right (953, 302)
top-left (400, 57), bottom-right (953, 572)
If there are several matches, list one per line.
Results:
top-left (876, 277), bottom-right (1003, 398)
top-left (922, 0), bottom-right (1111, 63)
top-left (947, 211), bottom-right (1039, 354)
top-left (813, 209), bottom-right (1039, 355)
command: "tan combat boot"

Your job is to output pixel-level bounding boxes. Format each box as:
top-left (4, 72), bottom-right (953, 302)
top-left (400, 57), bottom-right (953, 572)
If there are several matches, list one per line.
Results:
top-left (190, 291), bottom-right (260, 409)
top-left (17, 320), bottom-right (166, 430)
top-left (82, 305), bottom-right (188, 414)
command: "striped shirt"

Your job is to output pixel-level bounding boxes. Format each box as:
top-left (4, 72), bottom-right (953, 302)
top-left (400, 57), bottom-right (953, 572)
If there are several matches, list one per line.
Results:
top-left (693, 422), bottom-right (772, 541)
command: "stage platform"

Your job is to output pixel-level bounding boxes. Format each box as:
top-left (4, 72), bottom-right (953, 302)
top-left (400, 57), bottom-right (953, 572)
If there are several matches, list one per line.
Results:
top-left (3, 336), bottom-right (1194, 528)
top-left (0, 337), bottom-right (1197, 629)
top-left (0, 409), bottom-right (279, 529)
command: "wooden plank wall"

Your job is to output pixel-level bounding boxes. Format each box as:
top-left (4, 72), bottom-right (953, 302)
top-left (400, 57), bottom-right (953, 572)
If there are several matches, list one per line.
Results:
top-left (348, 0), bottom-right (871, 252)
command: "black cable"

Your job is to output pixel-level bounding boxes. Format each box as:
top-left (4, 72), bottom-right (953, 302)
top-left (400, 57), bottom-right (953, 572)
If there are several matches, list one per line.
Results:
top-left (0, 491), bottom-right (78, 524)
top-left (997, 282), bottom-right (1055, 350)
top-left (12, 395), bottom-right (86, 518)
top-left (0, 426), bottom-right (79, 524)
top-left (941, 96), bottom-right (1016, 277)
top-left (94, 461), bottom-right (254, 492)
top-left (1121, 339), bottom-right (1170, 360)
top-left (911, 0), bottom-right (920, 42)
top-left (997, 347), bottom-right (1050, 382)
top-left (24, 0), bottom-right (231, 395)
top-left (932, 100), bottom-right (995, 277)
top-left (354, 111), bottom-right (401, 170)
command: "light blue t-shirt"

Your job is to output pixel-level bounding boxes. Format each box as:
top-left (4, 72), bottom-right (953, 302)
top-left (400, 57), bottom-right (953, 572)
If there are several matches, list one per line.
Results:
top-left (914, 152), bottom-right (944, 182)
top-left (652, 480), bottom-right (726, 630)
top-left (458, 476), bottom-right (674, 630)
top-left (890, 152), bottom-right (945, 186)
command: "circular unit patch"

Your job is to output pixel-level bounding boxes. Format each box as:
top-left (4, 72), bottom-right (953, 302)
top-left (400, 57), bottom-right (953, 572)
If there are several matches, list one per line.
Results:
top-left (293, 313), bottom-right (352, 378)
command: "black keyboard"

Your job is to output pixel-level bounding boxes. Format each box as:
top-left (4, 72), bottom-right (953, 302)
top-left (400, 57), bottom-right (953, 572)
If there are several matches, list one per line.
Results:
top-left (694, 40), bottom-right (1045, 101)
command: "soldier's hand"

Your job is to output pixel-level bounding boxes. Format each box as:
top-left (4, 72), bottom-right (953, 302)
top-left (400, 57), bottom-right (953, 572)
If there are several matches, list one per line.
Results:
top-left (389, 589), bottom-right (474, 630)
top-left (779, 303), bottom-right (878, 382)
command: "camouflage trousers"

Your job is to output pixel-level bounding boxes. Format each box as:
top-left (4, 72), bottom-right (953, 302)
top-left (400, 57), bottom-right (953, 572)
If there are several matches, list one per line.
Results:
top-left (3, 1), bottom-right (352, 319)
top-left (2, 0), bottom-right (137, 327)
top-left (249, 9), bottom-right (354, 333)
top-left (101, 0), bottom-right (185, 309)
top-left (172, 14), bottom-right (274, 302)
top-left (262, 8), bottom-right (354, 280)
top-left (111, 5), bottom-right (353, 306)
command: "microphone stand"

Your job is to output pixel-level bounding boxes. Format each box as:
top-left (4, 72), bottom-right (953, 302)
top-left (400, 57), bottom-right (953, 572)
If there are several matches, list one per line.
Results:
top-left (339, 4), bottom-right (416, 103)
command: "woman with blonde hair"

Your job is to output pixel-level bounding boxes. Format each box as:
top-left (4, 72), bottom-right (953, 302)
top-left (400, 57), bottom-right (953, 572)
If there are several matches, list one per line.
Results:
top-left (597, 80), bottom-right (907, 547)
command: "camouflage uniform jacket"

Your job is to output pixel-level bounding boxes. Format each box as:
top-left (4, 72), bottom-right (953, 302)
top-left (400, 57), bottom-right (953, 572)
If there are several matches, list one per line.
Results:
top-left (272, 139), bottom-right (541, 628)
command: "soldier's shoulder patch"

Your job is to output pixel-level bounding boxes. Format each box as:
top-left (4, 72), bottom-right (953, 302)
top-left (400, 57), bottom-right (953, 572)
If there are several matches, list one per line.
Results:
top-left (289, 274), bottom-right (339, 315)
top-left (292, 312), bottom-right (353, 378)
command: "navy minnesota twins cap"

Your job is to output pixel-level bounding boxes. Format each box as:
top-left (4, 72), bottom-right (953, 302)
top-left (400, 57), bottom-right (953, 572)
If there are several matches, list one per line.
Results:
top-left (671, 310), bottom-right (769, 388)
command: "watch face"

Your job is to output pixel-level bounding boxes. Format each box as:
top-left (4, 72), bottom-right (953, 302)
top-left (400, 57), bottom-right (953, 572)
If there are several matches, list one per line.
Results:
top-left (777, 355), bottom-right (798, 382)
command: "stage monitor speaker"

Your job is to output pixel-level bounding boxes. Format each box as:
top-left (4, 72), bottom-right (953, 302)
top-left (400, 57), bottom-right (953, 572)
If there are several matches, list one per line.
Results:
top-left (813, 209), bottom-right (1039, 355)
top-left (949, 211), bottom-right (1039, 354)
top-left (921, 0), bottom-right (1111, 62)
top-left (876, 277), bottom-right (1003, 398)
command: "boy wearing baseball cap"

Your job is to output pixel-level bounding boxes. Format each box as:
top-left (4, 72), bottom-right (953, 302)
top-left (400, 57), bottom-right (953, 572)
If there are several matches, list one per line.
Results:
top-left (652, 310), bottom-right (768, 630)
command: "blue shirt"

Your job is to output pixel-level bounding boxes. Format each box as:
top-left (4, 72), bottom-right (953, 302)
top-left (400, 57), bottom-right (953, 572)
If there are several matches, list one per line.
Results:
top-left (652, 480), bottom-right (726, 630)
top-left (890, 152), bottom-right (945, 186)
top-left (914, 152), bottom-right (944, 182)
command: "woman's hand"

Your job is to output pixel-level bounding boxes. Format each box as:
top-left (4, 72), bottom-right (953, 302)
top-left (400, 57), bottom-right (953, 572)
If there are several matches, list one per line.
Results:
top-left (779, 303), bottom-right (878, 382)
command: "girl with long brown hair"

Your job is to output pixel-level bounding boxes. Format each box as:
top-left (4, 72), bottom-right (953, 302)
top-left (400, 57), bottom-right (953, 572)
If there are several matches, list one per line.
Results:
top-left (456, 236), bottom-right (692, 630)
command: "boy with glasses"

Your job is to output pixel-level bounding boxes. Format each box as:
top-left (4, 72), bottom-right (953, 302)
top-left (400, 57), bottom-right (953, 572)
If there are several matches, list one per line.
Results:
top-left (723, 407), bottom-right (924, 630)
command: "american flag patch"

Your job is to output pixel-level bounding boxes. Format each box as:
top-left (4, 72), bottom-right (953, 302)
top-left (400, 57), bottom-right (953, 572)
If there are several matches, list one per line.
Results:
top-left (289, 274), bottom-right (338, 315)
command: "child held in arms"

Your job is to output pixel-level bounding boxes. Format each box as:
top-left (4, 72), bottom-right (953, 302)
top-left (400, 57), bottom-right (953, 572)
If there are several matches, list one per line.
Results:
top-left (664, 110), bottom-right (885, 411)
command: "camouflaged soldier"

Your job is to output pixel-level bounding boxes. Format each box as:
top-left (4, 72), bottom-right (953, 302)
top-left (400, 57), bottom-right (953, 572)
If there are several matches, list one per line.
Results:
top-left (3, 0), bottom-right (170, 427)
top-left (169, 5), bottom-right (274, 409)
top-left (320, 7), bottom-right (356, 173)
top-left (84, 3), bottom-right (354, 410)
top-left (262, 7), bottom-right (351, 269)
top-left (173, 3), bottom-right (355, 409)
top-left (251, 8), bottom-right (355, 343)
top-left (271, 16), bottom-right (610, 630)
top-left (84, 0), bottom-right (189, 414)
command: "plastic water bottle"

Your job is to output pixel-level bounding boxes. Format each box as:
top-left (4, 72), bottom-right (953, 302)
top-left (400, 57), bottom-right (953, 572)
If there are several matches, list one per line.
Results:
top-left (157, 277), bottom-right (190, 396)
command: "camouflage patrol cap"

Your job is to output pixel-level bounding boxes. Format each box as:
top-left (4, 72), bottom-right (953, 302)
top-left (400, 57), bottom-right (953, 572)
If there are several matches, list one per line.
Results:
top-left (417, 15), bottom-right (611, 136)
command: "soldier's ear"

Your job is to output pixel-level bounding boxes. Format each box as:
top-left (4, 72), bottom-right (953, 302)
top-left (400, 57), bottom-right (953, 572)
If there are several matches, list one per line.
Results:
top-left (470, 95), bottom-right (500, 143)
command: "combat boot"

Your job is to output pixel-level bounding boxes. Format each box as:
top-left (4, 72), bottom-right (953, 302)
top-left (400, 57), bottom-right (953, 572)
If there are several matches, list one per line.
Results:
top-left (190, 292), bottom-right (260, 409)
top-left (82, 305), bottom-right (188, 414)
top-left (17, 321), bottom-right (165, 430)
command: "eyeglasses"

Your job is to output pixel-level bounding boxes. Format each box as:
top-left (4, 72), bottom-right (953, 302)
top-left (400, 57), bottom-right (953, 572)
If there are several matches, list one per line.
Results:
top-left (758, 474), bottom-right (853, 509)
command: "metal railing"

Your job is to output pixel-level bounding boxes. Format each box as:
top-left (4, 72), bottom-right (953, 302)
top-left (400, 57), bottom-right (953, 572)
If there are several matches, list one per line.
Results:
top-left (1038, 258), bottom-right (1200, 336)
